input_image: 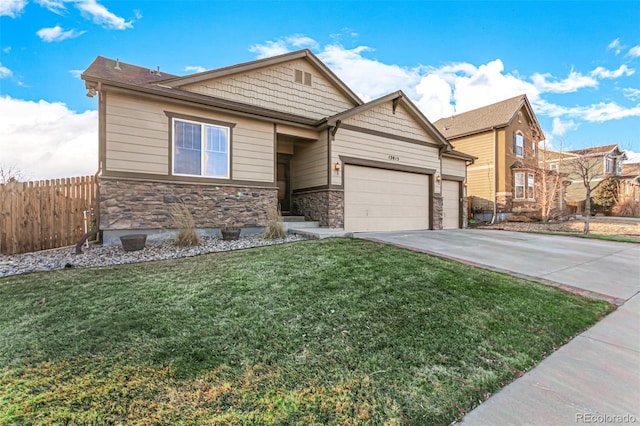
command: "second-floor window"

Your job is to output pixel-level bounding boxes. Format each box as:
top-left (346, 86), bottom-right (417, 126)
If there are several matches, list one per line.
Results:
top-left (605, 157), bottom-right (624, 176)
top-left (515, 132), bottom-right (524, 157)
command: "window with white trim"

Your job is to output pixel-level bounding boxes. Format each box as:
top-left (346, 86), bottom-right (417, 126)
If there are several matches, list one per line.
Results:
top-left (532, 140), bottom-right (536, 157)
top-left (515, 132), bottom-right (524, 157)
top-left (527, 173), bottom-right (535, 200)
top-left (515, 172), bottom-right (525, 199)
top-left (172, 118), bottom-right (230, 178)
top-left (604, 157), bottom-right (614, 174)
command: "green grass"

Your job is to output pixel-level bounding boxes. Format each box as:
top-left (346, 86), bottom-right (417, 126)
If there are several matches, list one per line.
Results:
top-left (0, 238), bottom-right (613, 425)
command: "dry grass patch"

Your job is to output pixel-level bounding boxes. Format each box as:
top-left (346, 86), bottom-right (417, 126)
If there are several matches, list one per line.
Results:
top-left (169, 201), bottom-right (200, 246)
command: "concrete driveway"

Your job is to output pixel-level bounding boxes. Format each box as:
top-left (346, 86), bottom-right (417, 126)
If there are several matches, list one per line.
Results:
top-left (357, 229), bottom-right (640, 425)
top-left (357, 229), bottom-right (640, 302)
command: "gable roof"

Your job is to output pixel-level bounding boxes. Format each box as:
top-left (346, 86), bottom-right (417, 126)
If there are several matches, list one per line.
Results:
top-left (433, 94), bottom-right (544, 141)
top-left (567, 144), bottom-right (624, 157)
top-left (82, 56), bottom-right (321, 127)
top-left (318, 90), bottom-right (454, 151)
top-left (160, 49), bottom-right (363, 107)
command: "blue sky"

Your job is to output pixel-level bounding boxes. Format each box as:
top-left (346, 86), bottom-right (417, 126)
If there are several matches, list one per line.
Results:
top-left (1, 0), bottom-right (639, 179)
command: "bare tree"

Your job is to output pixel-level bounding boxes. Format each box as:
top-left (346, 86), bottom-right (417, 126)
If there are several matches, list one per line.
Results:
top-left (536, 138), bottom-right (566, 222)
top-left (566, 155), bottom-right (608, 234)
top-left (0, 164), bottom-right (26, 184)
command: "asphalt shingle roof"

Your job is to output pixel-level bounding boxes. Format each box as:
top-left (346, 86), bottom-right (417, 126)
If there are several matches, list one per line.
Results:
top-left (433, 95), bottom-right (526, 140)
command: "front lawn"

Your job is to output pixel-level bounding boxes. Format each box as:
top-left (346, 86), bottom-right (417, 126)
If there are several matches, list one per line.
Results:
top-left (0, 239), bottom-right (612, 425)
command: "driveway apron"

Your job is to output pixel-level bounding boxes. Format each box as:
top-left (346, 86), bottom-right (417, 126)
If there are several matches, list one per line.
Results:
top-left (357, 229), bottom-right (640, 426)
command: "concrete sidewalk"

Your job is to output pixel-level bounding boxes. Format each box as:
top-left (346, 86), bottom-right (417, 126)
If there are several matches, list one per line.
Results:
top-left (357, 229), bottom-right (640, 425)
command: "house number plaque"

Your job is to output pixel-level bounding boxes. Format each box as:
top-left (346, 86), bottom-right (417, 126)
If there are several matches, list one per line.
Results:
top-left (388, 154), bottom-right (400, 161)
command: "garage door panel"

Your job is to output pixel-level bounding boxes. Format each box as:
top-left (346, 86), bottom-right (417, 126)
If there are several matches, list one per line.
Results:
top-left (345, 165), bottom-right (429, 232)
top-left (442, 180), bottom-right (460, 229)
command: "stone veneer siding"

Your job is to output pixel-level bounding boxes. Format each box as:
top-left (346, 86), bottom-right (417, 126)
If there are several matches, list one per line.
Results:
top-left (99, 177), bottom-right (277, 231)
top-left (432, 195), bottom-right (443, 230)
top-left (462, 189), bottom-right (468, 229)
top-left (292, 189), bottom-right (344, 228)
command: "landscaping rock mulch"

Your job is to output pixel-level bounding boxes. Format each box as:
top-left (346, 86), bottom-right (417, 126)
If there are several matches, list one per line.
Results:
top-left (0, 234), bottom-right (305, 278)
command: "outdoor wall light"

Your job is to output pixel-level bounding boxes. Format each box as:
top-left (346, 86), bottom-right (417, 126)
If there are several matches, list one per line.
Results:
top-left (435, 174), bottom-right (441, 182)
top-left (334, 162), bottom-right (341, 172)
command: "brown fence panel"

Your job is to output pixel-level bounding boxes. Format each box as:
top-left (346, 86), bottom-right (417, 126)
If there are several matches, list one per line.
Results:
top-left (0, 176), bottom-right (97, 255)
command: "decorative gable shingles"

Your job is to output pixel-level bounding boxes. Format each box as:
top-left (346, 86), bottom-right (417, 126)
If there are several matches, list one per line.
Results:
top-left (342, 102), bottom-right (435, 144)
top-left (181, 59), bottom-right (355, 120)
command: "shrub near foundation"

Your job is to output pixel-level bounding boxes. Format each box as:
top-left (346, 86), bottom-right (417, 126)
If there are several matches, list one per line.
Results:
top-left (169, 201), bottom-right (200, 246)
top-left (263, 203), bottom-right (287, 239)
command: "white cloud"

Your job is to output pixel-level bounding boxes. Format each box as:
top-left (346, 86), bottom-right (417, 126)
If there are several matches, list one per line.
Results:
top-left (590, 64), bottom-right (634, 79)
top-left (608, 38), bottom-right (624, 55)
top-left (0, 62), bottom-right (12, 78)
top-left (446, 59), bottom-right (539, 115)
top-left (35, 0), bottom-right (65, 14)
top-left (3, 46), bottom-right (11, 53)
top-left (415, 73), bottom-right (454, 120)
top-left (75, 0), bottom-right (133, 30)
top-left (537, 99), bottom-right (640, 122)
top-left (531, 70), bottom-right (598, 94)
top-left (623, 88), bottom-right (640, 101)
top-left (249, 35), bottom-right (319, 59)
top-left (318, 44), bottom-right (419, 102)
top-left (184, 65), bottom-right (206, 73)
top-left (0, 96), bottom-right (98, 180)
top-left (0, 0), bottom-right (27, 17)
top-left (36, 25), bottom-right (86, 42)
top-left (69, 69), bottom-right (83, 79)
top-left (552, 117), bottom-right (579, 136)
top-left (629, 45), bottom-right (640, 58)
top-left (624, 151), bottom-right (640, 163)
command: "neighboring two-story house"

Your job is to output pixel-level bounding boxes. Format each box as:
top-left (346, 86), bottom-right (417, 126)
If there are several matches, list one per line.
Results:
top-left (560, 144), bottom-right (627, 212)
top-left (434, 94), bottom-right (544, 221)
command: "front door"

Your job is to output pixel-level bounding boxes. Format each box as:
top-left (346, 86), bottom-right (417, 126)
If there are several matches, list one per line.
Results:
top-left (277, 154), bottom-right (291, 214)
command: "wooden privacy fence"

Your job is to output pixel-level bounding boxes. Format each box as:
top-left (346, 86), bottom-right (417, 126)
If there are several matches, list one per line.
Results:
top-left (0, 176), bottom-right (97, 255)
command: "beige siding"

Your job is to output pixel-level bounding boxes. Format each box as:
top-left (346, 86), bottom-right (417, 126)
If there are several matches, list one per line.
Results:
top-left (332, 128), bottom-right (440, 186)
top-left (291, 139), bottom-right (327, 190)
top-left (344, 165), bottom-right (429, 232)
top-left (342, 102), bottom-right (435, 143)
top-left (106, 94), bottom-right (169, 174)
top-left (181, 59), bottom-right (355, 120)
top-left (105, 93), bottom-right (274, 182)
top-left (450, 132), bottom-right (494, 207)
top-left (441, 157), bottom-right (466, 177)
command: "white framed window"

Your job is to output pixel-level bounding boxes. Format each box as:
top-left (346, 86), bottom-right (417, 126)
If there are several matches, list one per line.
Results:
top-left (527, 173), bottom-right (535, 200)
top-left (604, 157), bottom-right (614, 174)
top-left (172, 118), bottom-right (230, 178)
top-left (532, 141), bottom-right (536, 157)
top-left (515, 132), bottom-right (524, 157)
top-left (550, 163), bottom-right (558, 171)
top-left (515, 172), bottom-right (525, 199)
top-left (616, 159), bottom-right (623, 176)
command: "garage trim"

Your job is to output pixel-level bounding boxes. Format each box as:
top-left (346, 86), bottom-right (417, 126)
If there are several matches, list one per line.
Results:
top-left (339, 155), bottom-right (436, 176)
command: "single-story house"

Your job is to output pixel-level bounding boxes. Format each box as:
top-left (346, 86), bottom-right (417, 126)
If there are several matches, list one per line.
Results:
top-left (82, 49), bottom-right (474, 244)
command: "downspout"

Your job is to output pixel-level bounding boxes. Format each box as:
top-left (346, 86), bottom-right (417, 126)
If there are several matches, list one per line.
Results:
top-left (491, 127), bottom-right (498, 224)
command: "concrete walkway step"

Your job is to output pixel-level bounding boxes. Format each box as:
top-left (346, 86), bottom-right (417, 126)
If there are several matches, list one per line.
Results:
top-left (288, 227), bottom-right (352, 239)
top-left (282, 221), bottom-right (320, 230)
top-left (282, 216), bottom-right (307, 222)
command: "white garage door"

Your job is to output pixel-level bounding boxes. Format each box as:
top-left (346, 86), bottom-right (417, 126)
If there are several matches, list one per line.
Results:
top-left (344, 165), bottom-right (429, 232)
top-left (442, 180), bottom-right (460, 229)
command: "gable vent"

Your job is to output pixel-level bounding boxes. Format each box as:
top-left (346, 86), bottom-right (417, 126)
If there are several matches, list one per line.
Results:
top-left (294, 69), bottom-right (312, 86)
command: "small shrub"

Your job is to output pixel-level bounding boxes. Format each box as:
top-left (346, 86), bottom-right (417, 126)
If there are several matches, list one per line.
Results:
top-left (169, 201), bottom-right (200, 246)
top-left (613, 195), bottom-right (640, 218)
top-left (263, 203), bottom-right (286, 239)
